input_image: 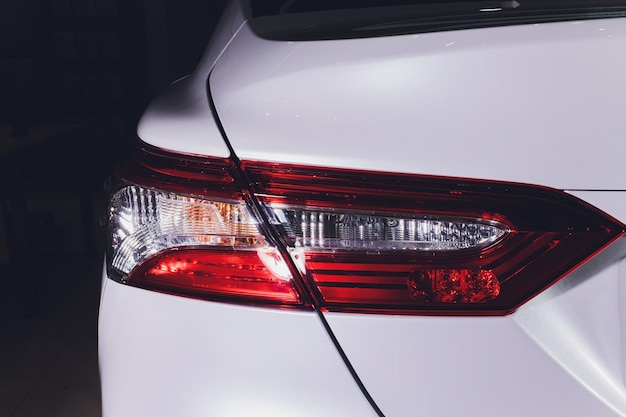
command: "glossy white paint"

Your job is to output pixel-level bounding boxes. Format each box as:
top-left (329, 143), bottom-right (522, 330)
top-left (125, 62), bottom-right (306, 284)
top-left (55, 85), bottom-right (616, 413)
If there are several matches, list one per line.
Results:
top-left (99, 278), bottom-right (378, 417)
top-left (137, 76), bottom-right (230, 157)
top-left (210, 18), bottom-right (626, 190)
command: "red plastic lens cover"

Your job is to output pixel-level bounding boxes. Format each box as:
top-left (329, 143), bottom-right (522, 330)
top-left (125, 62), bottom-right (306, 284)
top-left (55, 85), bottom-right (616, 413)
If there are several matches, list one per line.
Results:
top-left (109, 143), bottom-right (625, 315)
top-left (243, 161), bottom-right (625, 315)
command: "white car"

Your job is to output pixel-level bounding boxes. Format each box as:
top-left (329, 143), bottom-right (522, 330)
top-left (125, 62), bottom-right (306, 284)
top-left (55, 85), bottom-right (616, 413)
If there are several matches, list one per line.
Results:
top-left (100, 1), bottom-right (626, 416)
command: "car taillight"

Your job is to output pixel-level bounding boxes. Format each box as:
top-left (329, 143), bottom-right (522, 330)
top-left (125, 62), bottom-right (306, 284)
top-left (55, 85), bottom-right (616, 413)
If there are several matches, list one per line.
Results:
top-left (106, 145), bottom-right (308, 308)
top-left (245, 162), bottom-right (625, 315)
top-left (106, 143), bottom-right (625, 315)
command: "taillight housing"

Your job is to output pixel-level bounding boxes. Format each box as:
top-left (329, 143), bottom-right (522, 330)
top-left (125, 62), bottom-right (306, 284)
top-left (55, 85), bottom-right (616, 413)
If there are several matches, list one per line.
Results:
top-left (106, 143), bottom-right (625, 315)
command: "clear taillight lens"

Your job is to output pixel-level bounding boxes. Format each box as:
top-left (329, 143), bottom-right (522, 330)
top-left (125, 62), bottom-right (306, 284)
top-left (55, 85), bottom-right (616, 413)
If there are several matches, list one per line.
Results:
top-left (106, 146), bottom-right (305, 307)
top-left (106, 143), bottom-right (625, 315)
top-left (108, 187), bottom-right (263, 278)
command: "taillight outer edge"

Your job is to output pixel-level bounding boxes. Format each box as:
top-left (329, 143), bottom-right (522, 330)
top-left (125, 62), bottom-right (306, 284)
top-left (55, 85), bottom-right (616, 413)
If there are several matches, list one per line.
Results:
top-left (106, 142), bottom-right (626, 315)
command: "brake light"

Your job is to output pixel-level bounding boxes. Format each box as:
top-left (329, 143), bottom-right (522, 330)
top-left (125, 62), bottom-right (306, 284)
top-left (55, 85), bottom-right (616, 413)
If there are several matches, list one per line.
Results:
top-left (106, 144), bottom-right (625, 315)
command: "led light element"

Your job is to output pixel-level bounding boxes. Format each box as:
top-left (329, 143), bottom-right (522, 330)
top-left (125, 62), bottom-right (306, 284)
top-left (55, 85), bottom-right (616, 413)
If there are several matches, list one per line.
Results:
top-left (408, 269), bottom-right (500, 303)
top-left (274, 208), bottom-right (507, 251)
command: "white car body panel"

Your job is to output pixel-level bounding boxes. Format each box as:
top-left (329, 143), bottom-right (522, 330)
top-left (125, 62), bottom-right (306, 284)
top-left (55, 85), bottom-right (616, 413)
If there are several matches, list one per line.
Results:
top-left (103, 2), bottom-right (626, 416)
top-left (136, 75), bottom-right (231, 158)
top-left (98, 277), bottom-right (379, 417)
top-left (209, 19), bottom-right (626, 190)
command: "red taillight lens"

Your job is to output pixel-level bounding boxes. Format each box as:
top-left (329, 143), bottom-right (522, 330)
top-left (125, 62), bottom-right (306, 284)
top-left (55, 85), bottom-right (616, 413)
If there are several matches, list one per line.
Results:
top-left (107, 145), bottom-right (308, 308)
top-left (129, 248), bottom-right (301, 304)
top-left (244, 162), bottom-right (625, 315)
top-left (106, 144), bottom-right (624, 315)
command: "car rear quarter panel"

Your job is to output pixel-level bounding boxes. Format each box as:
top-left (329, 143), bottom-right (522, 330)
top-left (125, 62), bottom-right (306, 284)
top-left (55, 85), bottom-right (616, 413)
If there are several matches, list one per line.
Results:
top-left (98, 278), bottom-right (379, 417)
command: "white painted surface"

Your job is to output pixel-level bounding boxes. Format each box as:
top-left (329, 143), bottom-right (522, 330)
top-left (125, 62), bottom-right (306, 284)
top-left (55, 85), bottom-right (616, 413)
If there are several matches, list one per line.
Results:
top-left (98, 279), bottom-right (378, 417)
top-left (210, 18), bottom-right (626, 190)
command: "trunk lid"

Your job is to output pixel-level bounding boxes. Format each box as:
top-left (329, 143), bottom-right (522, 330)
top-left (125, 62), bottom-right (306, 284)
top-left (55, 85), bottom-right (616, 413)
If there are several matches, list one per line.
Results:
top-left (210, 18), bottom-right (626, 190)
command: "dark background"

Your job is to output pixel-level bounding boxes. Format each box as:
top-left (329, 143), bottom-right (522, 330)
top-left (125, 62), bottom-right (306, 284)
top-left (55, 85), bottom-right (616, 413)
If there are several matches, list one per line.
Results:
top-left (0, 2), bottom-right (227, 415)
top-left (0, 0), bottom-right (229, 313)
top-left (0, 0), bottom-right (229, 128)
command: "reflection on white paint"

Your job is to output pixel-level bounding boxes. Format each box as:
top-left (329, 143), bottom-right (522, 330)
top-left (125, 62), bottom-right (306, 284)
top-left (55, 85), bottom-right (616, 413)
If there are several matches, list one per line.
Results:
top-left (515, 258), bottom-right (626, 416)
